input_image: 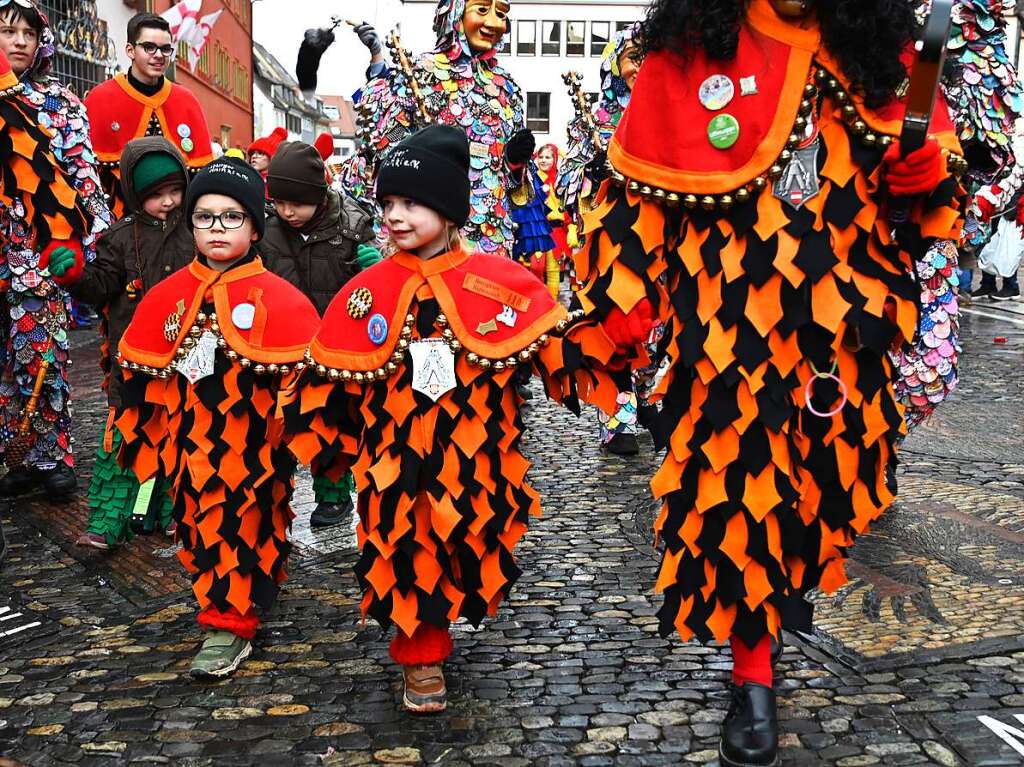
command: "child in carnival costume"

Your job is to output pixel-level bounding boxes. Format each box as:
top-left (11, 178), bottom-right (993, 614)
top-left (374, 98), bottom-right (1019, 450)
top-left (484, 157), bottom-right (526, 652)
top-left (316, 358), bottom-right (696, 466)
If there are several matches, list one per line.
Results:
top-left (281, 125), bottom-right (627, 714)
top-left (533, 143), bottom-right (570, 298)
top-left (114, 158), bottom-right (320, 678)
top-left (344, 0), bottom-right (547, 260)
top-left (574, 1), bottom-right (965, 764)
top-left (557, 23), bottom-right (650, 456)
top-left (53, 137), bottom-right (194, 550)
top-left (0, 14), bottom-right (106, 496)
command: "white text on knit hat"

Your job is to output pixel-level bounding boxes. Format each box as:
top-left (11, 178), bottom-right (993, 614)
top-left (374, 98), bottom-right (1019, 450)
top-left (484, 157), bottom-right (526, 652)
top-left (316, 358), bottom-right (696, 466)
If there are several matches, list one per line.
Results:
top-left (387, 149), bottom-right (422, 170)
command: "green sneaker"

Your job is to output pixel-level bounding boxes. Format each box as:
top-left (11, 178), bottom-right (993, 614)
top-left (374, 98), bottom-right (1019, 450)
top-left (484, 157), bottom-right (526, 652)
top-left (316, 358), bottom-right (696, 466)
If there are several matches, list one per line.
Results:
top-left (189, 630), bottom-right (252, 679)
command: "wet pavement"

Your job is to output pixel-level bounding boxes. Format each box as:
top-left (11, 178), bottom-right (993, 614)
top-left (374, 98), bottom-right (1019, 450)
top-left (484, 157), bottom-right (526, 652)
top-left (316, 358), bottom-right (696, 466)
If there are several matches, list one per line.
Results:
top-left (1, 300), bottom-right (1023, 766)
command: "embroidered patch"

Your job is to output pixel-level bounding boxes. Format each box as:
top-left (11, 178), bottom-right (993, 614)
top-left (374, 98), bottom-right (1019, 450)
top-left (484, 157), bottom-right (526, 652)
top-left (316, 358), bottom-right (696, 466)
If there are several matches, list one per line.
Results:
top-left (410, 339), bottom-right (457, 402)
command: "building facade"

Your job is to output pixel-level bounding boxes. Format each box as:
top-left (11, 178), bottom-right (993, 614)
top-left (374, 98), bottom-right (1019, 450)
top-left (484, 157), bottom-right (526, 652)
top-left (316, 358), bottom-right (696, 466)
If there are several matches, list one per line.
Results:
top-left (395, 0), bottom-right (647, 148)
top-left (319, 94), bottom-right (358, 163)
top-left (252, 41), bottom-right (330, 146)
top-left (39, 0), bottom-right (120, 99)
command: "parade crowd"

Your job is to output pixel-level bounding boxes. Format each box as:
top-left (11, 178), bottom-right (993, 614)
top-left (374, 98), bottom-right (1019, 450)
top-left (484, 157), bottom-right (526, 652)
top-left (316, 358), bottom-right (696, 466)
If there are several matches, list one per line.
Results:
top-left (2, 0), bottom-right (1021, 765)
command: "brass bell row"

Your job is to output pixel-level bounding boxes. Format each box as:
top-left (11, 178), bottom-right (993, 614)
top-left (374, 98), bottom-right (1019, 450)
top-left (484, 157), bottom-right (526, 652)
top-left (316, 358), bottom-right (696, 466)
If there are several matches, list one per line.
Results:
top-left (0, 82), bottom-right (24, 100)
top-left (310, 312), bottom-right (418, 384)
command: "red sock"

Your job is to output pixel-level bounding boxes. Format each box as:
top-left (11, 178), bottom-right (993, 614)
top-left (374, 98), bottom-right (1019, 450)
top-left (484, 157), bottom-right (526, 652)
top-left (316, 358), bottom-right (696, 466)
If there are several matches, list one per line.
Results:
top-left (730, 634), bottom-right (772, 687)
top-left (389, 623), bottom-right (453, 666)
top-left (197, 606), bottom-right (259, 640)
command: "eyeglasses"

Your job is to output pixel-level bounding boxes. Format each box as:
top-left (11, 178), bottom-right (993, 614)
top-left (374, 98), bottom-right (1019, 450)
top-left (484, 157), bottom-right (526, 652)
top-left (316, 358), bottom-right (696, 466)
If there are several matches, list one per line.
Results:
top-left (192, 211), bottom-right (247, 230)
top-left (134, 41), bottom-right (175, 57)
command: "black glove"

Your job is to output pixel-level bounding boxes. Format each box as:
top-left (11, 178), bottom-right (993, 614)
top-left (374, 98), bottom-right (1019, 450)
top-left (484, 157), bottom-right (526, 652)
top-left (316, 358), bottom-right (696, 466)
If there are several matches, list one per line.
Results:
top-left (504, 129), bottom-right (536, 167)
top-left (585, 150), bottom-right (610, 183)
top-left (353, 22), bottom-right (383, 56)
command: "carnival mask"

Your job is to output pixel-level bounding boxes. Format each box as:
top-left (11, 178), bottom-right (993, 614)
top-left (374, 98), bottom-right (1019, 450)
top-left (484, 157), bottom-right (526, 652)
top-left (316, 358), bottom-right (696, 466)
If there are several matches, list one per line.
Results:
top-left (461, 0), bottom-right (509, 52)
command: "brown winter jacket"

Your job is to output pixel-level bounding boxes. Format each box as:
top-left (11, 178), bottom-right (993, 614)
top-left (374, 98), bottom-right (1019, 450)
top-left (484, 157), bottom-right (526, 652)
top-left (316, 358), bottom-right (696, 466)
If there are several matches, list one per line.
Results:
top-left (258, 190), bottom-right (374, 315)
top-left (67, 136), bottom-right (194, 408)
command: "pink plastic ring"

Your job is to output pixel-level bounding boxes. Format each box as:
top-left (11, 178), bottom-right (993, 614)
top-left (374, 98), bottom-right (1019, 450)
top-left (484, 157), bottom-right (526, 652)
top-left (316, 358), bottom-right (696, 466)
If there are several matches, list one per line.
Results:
top-left (804, 372), bottom-right (848, 418)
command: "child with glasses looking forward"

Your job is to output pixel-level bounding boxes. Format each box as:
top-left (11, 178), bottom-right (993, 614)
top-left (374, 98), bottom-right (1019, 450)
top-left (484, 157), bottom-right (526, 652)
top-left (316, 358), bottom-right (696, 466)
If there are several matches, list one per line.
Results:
top-left (113, 158), bottom-right (320, 679)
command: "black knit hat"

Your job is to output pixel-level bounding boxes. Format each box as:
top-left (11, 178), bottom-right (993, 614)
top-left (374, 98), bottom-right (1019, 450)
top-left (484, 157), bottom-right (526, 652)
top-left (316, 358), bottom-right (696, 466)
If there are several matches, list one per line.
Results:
top-left (186, 157), bottom-right (267, 239)
top-left (375, 125), bottom-right (470, 226)
top-left (267, 141), bottom-right (328, 205)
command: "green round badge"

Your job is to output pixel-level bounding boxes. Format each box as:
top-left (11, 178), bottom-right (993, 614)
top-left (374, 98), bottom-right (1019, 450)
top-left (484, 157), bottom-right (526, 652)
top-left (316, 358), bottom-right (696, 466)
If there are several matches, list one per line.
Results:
top-left (181, 137), bottom-right (195, 153)
top-left (708, 114), bottom-right (740, 150)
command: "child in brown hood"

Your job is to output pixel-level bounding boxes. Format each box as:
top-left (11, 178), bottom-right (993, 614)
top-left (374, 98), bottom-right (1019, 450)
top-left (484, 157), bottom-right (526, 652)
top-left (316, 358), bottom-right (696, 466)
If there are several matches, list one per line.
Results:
top-left (50, 136), bottom-right (193, 549)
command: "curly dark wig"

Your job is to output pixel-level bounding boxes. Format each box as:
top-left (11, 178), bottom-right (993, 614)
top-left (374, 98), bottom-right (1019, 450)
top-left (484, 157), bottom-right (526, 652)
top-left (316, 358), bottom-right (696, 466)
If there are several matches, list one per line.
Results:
top-left (639, 0), bottom-right (917, 108)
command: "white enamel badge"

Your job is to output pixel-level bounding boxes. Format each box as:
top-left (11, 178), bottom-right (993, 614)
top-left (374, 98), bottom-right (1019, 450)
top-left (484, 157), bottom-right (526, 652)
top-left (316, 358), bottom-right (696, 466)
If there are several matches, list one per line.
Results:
top-left (176, 331), bottom-right (218, 384)
top-left (409, 339), bottom-right (456, 402)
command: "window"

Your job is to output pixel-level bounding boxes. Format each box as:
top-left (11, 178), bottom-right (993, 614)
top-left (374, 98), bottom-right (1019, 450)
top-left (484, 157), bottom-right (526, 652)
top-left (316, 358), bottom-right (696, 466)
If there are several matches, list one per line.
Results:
top-left (615, 21), bottom-right (634, 34)
top-left (542, 21), bottom-right (561, 56)
top-left (527, 92), bottom-right (550, 134)
top-left (286, 114), bottom-right (301, 134)
top-left (591, 21), bottom-right (610, 57)
top-left (496, 24), bottom-right (511, 55)
top-left (517, 20), bottom-right (536, 55)
top-left (323, 105), bottom-right (341, 120)
top-left (567, 21), bottom-right (586, 57)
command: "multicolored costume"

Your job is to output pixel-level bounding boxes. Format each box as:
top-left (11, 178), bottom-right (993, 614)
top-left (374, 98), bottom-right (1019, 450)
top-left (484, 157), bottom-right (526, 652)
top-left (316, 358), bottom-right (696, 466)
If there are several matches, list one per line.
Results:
top-left (345, 0), bottom-right (538, 258)
top-left (557, 24), bottom-right (638, 228)
top-left (115, 256), bottom-right (318, 637)
top-left (282, 248), bottom-right (617, 660)
top-left (576, 1), bottom-right (964, 645)
top-left (0, 28), bottom-right (103, 474)
top-left (557, 24), bottom-right (645, 449)
top-left (84, 72), bottom-right (213, 217)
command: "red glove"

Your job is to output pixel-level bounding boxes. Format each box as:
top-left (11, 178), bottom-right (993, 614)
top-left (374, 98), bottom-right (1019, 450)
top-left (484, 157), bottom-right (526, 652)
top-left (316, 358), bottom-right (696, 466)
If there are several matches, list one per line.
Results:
top-left (603, 298), bottom-right (654, 356)
top-left (883, 139), bottom-right (946, 197)
top-left (39, 239), bottom-right (84, 286)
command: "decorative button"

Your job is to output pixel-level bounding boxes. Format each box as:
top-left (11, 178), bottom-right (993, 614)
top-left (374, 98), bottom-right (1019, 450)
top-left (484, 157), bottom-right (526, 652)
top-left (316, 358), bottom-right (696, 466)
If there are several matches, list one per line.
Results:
top-left (708, 114), bottom-right (740, 150)
top-left (699, 74), bottom-right (735, 111)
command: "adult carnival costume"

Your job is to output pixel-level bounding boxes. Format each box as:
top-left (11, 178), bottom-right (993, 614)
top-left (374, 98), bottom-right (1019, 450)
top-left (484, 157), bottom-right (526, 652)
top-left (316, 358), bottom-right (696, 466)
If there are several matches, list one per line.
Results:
top-left (0, 35), bottom-right (96, 491)
top-left (345, 0), bottom-right (546, 259)
top-left (559, 23), bottom-right (648, 454)
top-left (574, 1), bottom-right (965, 764)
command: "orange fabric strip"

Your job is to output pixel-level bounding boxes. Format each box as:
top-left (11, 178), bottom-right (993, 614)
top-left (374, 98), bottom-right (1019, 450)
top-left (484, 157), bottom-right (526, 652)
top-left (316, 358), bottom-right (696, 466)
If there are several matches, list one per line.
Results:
top-left (462, 273), bottom-right (532, 312)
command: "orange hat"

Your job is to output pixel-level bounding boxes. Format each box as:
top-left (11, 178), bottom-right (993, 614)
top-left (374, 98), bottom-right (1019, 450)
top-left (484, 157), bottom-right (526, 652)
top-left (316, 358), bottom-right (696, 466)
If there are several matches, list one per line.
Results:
top-left (248, 126), bottom-right (288, 158)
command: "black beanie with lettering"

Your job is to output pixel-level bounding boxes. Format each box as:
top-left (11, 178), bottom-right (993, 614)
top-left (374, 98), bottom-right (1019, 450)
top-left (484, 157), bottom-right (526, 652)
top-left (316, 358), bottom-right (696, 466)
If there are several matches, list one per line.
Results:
top-left (186, 157), bottom-right (267, 239)
top-left (375, 125), bottom-right (470, 226)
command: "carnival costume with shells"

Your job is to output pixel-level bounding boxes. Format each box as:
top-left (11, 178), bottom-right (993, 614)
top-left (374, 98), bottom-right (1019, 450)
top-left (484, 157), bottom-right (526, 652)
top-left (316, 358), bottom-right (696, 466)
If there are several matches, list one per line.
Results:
top-left (575, 0), bottom-right (966, 646)
top-left (346, 0), bottom-right (534, 259)
top-left (0, 4), bottom-right (109, 472)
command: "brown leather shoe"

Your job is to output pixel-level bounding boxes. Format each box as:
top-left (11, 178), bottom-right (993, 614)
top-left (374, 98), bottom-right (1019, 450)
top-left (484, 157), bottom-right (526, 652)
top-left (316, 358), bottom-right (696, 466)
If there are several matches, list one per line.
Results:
top-left (402, 664), bottom-right (447, 713)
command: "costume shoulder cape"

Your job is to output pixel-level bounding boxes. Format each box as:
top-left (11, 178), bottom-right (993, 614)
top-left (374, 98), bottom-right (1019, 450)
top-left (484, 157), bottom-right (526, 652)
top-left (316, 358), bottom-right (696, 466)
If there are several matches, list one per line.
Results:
top-left (610, 2), bottom-right (960, 195)
top-left (85, 75), bottom-right (214, 168)
top-left (119, 257), bottom-right (319, 369)
top-left (311, 248), bottom-right (566, 372)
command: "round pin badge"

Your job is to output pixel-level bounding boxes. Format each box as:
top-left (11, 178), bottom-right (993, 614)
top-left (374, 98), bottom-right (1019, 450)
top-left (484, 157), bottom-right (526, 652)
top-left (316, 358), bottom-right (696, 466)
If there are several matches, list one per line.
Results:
top-left (367, 313), bottom-right (388, 346)
top-left (110, 121), bottom-right (120, 133)
top-left (177, 123), bottom-right (191, 139)
top-left (708, 114), bottom-right (740, 149)
top-left (698, 74), bottom-right (736, 111)
top-left (181, 138), bottom-right (195, 153)
top-left (232, 302), bottom-right (256, 330)
top-left (347, 287), bottom-right (373, 319)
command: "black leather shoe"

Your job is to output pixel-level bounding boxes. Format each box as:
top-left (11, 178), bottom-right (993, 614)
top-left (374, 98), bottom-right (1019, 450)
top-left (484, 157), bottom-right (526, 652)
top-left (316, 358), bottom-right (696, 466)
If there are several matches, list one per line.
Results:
top-left (0, 466), bottom-right (43, 497)
top-left (770, 634), bottom-right (784, 666)
top-left (310, 499), bottom-right (353, 529)
top-left (720, 683), bottom-right (779, 767)
top-left (42, 465), bottom-right (77, 497)
top-left (604, 432), bottom-right (640, 456)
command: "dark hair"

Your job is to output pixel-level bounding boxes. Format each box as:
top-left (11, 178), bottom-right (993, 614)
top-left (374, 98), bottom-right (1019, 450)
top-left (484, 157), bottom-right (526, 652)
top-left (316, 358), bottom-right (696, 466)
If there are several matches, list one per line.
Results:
top-left (638, 0), bottom-right (917, 108)
top-left (127, 12), bottom-right (171, 45)
top-left (0, 3), bottom-right (45, 34)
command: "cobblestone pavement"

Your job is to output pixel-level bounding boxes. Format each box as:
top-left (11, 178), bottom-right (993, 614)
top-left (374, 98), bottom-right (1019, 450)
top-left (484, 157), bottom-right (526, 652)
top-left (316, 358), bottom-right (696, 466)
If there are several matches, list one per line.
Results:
top-left (1, 305), bottom-right (1023, 766)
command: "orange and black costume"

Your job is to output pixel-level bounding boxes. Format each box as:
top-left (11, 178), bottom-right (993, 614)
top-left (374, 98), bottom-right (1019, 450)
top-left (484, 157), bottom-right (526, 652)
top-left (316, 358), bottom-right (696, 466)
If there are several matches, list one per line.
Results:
top-left (576, 1), bottom-right (965, 648)
top-left (282, 248), bottom-right (617, 662)
top-left (114, 255), bottom-right (319, 638)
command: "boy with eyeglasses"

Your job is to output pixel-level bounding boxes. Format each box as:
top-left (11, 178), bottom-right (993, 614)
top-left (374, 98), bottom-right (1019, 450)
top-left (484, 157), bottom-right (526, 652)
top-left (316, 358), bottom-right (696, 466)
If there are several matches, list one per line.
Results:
top-left (84, 12), bottom-right (213, 217)
top-left (112, 157), bottom-right (319, 678)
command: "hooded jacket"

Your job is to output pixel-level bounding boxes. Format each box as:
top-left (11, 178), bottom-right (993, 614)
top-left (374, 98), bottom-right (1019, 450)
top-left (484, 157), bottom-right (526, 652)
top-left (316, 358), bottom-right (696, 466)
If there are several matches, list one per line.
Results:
top-left (258, 190), bottom-right (374, 315)
top-left (67, 136), bottom-right (194, 408)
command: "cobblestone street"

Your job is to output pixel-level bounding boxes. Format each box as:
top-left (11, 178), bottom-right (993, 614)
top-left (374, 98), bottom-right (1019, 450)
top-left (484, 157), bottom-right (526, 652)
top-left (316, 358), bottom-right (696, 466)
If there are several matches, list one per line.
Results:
top-left (1, 301), bottom-right (1023, 766)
